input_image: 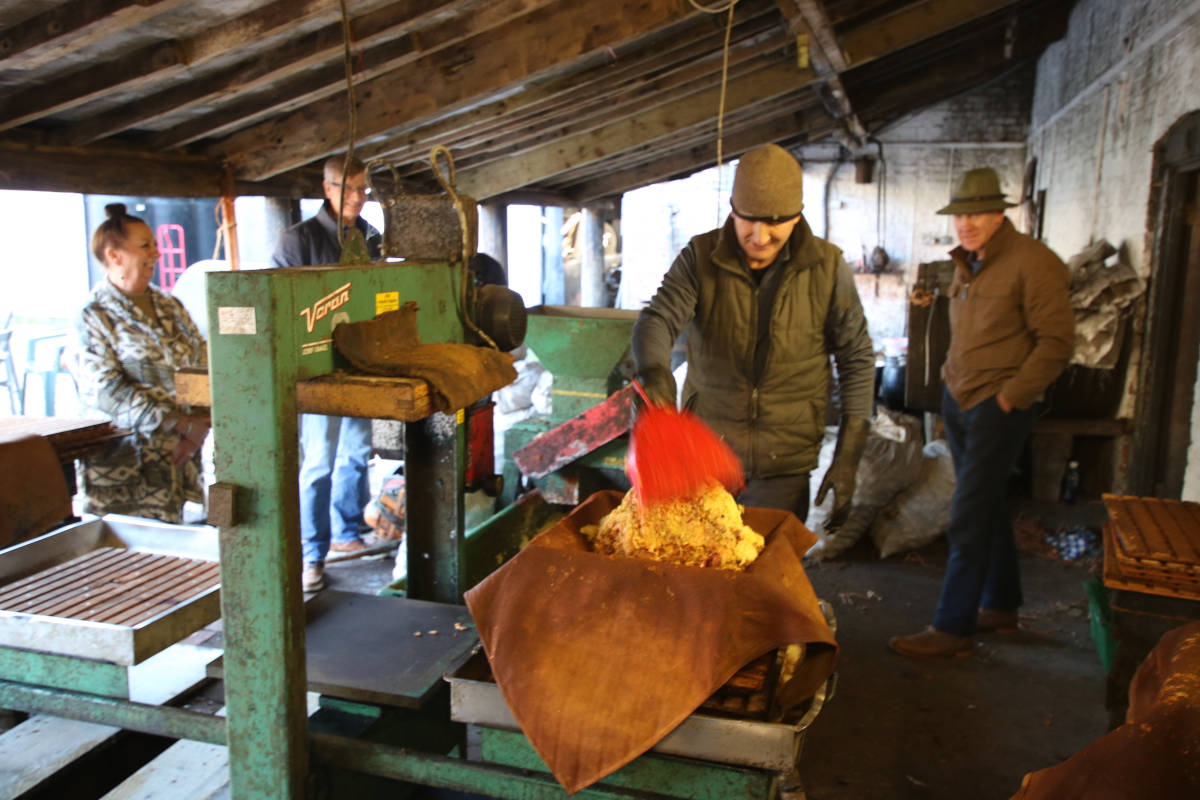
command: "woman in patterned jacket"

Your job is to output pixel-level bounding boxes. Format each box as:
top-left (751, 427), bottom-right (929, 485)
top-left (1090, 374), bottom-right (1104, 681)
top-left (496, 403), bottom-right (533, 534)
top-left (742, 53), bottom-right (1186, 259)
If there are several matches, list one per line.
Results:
top-left (72, 203), bottom-right (209, 522)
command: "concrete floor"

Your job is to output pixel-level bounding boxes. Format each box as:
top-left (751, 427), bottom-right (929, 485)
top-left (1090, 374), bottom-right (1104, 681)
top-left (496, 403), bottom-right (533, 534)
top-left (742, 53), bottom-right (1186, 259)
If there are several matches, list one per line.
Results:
top-left (322, 494), bottom-right (1118, 800)
top-left (798, 500), bottom-right (1112, 800)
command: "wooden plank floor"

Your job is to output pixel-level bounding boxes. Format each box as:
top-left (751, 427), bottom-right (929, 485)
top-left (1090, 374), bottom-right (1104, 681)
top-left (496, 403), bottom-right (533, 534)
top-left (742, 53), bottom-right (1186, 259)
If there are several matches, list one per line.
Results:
top-left (0, 642), bottom-right (219, 798)
top-left (100, 693), bottom-right (321, 800)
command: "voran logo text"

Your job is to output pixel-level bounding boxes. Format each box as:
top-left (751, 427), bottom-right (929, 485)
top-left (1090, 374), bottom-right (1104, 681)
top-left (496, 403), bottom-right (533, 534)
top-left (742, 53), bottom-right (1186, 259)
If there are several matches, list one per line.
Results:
top-left (299, 283), bottom-right (351, 333)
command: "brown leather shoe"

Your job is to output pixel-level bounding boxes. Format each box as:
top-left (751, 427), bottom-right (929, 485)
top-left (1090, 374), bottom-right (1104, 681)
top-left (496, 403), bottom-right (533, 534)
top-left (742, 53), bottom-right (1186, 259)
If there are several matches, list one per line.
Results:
top-left (330, 539), bottom-right (368, 554)
top-left (889, 626), bottom-right (972, 658)
top-left (302, 562), bottom-right (325, 592)
top-left (976, 608), bottom-right (1019, 633)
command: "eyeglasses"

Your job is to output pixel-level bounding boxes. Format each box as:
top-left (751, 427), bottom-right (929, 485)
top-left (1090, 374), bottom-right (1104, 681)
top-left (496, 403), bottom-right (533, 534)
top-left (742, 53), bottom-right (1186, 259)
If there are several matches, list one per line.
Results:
top-left (328, 181), bottom-right (371, 197)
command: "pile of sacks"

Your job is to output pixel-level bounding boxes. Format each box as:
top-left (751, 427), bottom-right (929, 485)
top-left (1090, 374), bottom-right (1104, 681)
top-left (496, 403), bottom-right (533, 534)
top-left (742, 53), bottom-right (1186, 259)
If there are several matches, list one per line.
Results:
top-left (807, 408), bottom-right (956, 560)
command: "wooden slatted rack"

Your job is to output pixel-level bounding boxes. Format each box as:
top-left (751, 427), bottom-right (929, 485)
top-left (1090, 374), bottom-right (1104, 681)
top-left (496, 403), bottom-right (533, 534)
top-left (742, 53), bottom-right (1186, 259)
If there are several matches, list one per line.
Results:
top-left (1102, 494), bottom-right (1200, 601)
top-left (0, 548), bottom-right (219, 627)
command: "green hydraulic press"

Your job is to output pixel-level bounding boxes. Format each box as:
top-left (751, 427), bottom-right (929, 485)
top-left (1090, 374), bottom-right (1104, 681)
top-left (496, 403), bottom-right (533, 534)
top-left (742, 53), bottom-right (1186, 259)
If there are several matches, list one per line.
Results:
top-left (0, 257), bottom-right (832, 800)
top-left (500, 306), bottom-right (640, 507)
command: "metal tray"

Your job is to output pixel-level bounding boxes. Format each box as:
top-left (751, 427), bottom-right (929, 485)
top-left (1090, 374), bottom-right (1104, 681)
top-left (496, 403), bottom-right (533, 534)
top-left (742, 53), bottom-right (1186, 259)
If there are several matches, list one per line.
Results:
top-left (0, 515), bottom-right (221, 666)
top-left (446, 650), bottom-right (833, 772)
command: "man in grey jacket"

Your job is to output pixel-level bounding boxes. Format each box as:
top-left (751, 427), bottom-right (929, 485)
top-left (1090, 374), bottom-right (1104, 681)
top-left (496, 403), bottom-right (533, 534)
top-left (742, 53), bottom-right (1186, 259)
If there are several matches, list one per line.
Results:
top-left (632, 144), bottom-right (875, 526)
top-left (271, 155), bottom-right (382, 593)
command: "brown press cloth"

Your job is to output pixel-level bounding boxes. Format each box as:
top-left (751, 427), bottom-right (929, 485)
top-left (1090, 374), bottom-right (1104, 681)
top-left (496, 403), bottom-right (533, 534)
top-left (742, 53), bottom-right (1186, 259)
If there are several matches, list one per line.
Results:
top-left (332, 302), bottom-right (516, 413)
top-left (464, 489), bottom-right (838, 794)
top-left (1011, 620), bottom-right (1200, 799)
top-left (0, 435), bottom-right (72, 548)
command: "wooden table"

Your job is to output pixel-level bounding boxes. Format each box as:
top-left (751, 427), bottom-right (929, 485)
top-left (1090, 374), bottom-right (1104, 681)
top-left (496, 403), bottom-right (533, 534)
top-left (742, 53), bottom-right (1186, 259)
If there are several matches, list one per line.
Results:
top-left (0, 416), bottom-right (124, 487)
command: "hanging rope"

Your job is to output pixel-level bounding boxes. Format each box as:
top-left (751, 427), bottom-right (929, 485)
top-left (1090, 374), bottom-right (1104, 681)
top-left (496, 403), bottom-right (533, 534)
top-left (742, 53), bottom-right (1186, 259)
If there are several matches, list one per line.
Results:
top-left (213, 167), bottom-right (239, 270)
top-left (336, 0), bottom-right (359, 249)
top-left (688, 0), bottom-right (740, 224)
top-left (430, 145), bottom-right (499, 351)
top-left (687, 0), bottom-right (738, 11)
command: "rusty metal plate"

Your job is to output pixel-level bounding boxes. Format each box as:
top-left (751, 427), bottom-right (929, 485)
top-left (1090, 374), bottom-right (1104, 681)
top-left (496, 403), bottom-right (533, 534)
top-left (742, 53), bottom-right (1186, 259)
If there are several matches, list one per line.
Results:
top-left (208, 590), bottom-right (480, 709)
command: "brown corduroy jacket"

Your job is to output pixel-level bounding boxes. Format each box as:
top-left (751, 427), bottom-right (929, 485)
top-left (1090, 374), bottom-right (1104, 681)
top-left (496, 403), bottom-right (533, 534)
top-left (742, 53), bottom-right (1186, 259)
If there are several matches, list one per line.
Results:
top-left (942, 218), bottom-right (1074, 411)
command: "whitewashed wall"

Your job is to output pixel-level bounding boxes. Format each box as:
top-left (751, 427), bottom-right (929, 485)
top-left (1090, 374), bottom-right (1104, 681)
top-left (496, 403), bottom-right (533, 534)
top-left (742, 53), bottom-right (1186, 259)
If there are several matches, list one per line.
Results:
top-left (1026, 0), bottom-right (1200, 497)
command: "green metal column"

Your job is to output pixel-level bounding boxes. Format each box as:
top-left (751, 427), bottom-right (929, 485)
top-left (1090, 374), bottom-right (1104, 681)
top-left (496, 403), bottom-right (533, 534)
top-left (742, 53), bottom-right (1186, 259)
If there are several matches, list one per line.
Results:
top-left (205, 262), bottom-right (466, 798)
top-left (207, 270), bottom-right (308, 799)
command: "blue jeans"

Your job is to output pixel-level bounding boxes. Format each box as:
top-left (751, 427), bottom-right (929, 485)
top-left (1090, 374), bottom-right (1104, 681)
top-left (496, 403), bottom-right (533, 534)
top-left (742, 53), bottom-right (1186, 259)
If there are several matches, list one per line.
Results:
top-left (298, 414), bottom-right (372, 564)
top-left (933, 389), bottom-right (1037, 636)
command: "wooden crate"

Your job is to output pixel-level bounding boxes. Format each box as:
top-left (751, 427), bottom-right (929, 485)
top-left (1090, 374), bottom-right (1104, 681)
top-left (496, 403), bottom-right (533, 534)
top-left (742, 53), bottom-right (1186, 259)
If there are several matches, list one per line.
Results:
top-left (1101, 494), bottom-right (1200, 601)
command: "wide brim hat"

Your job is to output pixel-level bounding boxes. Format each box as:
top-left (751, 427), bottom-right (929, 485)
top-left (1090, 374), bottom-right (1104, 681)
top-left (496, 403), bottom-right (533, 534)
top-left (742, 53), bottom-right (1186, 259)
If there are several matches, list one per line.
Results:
top-left (731, 144), bottom-right (804, 222)
top-left (936, 167), bottom-right (1017, 215)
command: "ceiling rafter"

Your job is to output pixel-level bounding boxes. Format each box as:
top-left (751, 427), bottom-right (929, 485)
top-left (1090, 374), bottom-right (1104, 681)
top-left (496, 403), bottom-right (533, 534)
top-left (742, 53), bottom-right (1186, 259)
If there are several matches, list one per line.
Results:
top-left (567, 111), bottom-right (817, 202)
top-left (454, 60), bottom-right (816, 199)
top-left (80, 0), bottom-right (526, 149)
top-left (56, 0), bottom-right (380, 145)
top-left (0, 38), bottom-right (188, 132)
top-left (359, 7), bottom-right (784, 169)
top-left (451, 0), bottom-right (1038, 200)
top-left (210, 0), bottom-right (702, 181)
top-left (0, 0), bottom-right (186, 69)
top-left (776, 0), bottom-right (867, 148)
top-left (0, 0), bottom-right (1077, 200)
top-left (838, 0), bottom-right (1022, 65)
top-left (380, 29), bottom-right (789, 181)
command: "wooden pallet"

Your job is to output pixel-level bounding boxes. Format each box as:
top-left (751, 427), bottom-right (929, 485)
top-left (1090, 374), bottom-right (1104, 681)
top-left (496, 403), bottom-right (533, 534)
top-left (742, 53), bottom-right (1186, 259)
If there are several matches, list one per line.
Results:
top-left (1102, 494), bottom-right (1200, 601)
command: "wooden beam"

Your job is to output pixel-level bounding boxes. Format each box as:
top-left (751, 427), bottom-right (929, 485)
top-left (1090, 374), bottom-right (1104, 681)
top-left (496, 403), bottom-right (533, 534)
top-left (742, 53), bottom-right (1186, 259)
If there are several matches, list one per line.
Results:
top-left (0, 0), bottom-right (187, 69)
top-left (778, 0), bottom-right (847, 71)
top-left (454, 61), bottom-right (816, 199)
top-left (364, 0), bottom-right (1009, 197)
top-left (147, 0), bottom-right (554, 151)
top-left (0, 139), bottom-right (310, 198)
top-left (552, 93), bottom-right (818, 185)
top-left (67, 0), bottom-right (495, 146)
top-left (0, 40), bottom-right (186, 132)
top-left (60, 0), bottom-right (352, 144)
top-left (852, 36), bottom-right (1025, 132)
top-left (382, 34), bottom-right (786, 181)
top-left (839, 0), bottom-right (1021, 66)
top-left (211, 0), bottom-right (698, 181)
top-left (358, 8), bottom-right (781, 168)
top-left (775, 0), bottom-right (866, 147)
top-left (569, 111), bottom-right (813, 202)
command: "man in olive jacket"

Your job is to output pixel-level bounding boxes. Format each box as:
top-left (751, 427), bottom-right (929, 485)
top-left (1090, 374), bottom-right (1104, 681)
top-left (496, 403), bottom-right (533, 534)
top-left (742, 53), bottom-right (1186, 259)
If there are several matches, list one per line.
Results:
top-left (891, 167), bottom-right (1074, 658)
top-left (632, 144), bottom-right (875, 526)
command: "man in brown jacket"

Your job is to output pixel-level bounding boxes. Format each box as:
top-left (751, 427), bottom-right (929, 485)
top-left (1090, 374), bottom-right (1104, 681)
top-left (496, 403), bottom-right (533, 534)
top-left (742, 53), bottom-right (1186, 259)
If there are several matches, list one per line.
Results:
top-left (890, 167), bottom-right (1074, 658)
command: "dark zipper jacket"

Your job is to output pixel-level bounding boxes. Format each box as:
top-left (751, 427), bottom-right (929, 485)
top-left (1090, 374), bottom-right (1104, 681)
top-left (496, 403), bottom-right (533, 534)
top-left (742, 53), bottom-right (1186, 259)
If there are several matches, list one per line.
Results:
top-left (270, 201), bottom-right (382, 268)
top-left (632, 216), bottom-right (875, 477)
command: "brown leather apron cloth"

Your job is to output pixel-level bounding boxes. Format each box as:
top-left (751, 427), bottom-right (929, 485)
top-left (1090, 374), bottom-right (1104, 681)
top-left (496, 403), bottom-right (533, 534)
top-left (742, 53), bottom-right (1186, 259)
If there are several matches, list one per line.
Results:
top-left (333, 302), bottom-right (516, 413)
top-left (465, 489), bottom-right (838, 793)
top-left (0, 435), bottom-right (72, 548)
top-left (1011, 620), bottom-right (1200, 799)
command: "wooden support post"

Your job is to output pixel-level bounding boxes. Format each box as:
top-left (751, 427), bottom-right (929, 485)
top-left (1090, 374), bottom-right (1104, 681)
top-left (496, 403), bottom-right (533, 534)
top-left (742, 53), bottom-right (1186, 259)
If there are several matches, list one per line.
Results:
top-left (541, 205), bottom-right (564, 305)
top-left (477, 199), bottom-right (508, 274)
top-left (580, 206), bottom-right (606, 308)
top-left (264, 197), bottom-right (300, 246)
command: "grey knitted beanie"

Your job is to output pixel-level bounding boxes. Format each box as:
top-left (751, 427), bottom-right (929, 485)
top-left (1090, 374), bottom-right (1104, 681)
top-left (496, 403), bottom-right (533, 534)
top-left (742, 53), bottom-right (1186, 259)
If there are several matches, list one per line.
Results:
top-left (730, 144), bottom-right (804, 222)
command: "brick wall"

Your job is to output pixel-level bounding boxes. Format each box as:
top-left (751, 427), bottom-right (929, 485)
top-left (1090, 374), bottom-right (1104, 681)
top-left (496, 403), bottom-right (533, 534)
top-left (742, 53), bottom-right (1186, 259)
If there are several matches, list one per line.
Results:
top-left (1027, 0), bottom-right (1200, 497)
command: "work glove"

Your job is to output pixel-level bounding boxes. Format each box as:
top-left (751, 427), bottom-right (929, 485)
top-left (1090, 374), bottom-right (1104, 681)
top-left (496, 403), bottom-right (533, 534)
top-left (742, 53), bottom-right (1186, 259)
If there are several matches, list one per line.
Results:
top-left (815, 415), bottom-right (870, 531)
top-left (633, 366), bottom-right (677, 410)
